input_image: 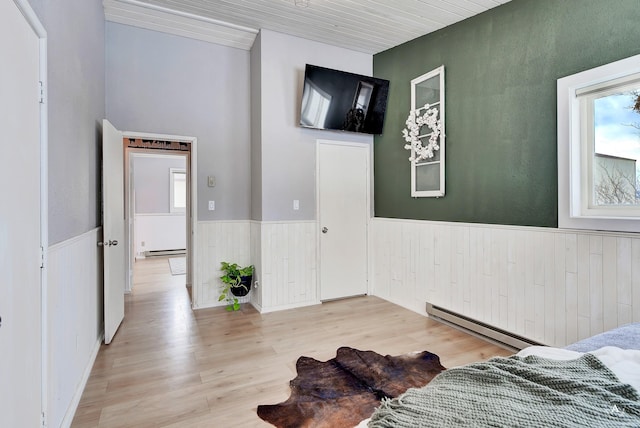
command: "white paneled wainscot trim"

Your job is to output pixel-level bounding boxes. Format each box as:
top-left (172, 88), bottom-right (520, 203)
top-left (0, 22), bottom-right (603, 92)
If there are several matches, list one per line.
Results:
top-left (250, 221), bottom-right (263, 310)
top-left (195, 220), bottom-right (319, 312)
top-left (252, 221), bottom-right (319, 313)
top-left (47, 227), bottom-right (103, 428)
top-left (196, 221), bottom-right (252, 309)
top-left (371, 218), bottom-right (640, 348)
top-left (135, 213), bottom-right (186, 256)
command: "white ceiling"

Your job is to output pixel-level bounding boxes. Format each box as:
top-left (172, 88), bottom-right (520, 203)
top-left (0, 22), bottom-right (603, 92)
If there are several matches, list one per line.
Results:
top-left (103, 0), bottom-right (511, 54)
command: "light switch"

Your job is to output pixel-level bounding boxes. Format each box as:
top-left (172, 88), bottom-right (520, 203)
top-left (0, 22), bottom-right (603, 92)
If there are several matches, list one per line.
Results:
top-left (208, 200), bottom-right (215, 211)
top-left (293, 200), bottom-right (300, 210)
top-left (208, 176), bottom-right (216, 187)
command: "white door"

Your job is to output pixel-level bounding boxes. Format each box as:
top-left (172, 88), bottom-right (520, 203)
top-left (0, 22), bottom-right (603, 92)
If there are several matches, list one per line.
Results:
top-left (318, 142), bottom-right (369, 300)
top-left (0, 1), bottom-right (43, 425)
top-left (103, 120), bottom-right (126, 344)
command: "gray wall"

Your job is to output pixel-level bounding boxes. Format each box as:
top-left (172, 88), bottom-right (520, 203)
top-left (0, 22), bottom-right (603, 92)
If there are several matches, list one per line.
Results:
top-left (106, 22), bottom-right (251, 221)
top-left (255, 29), bottom-right (373, 221)
top-left (29, 0), bottom-right (105, 245)
top-left (133, 155), bottom-right (186, 213)
top-left (250, 31), bottom-right (263, 221)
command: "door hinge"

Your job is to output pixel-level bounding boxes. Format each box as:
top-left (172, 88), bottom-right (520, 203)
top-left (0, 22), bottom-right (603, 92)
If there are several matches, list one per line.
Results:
top-left (40, 246), bottom-right (45, 269)
top-left (39, 81), bottom-right (45, 104)
top-left (41, 411), bottom-right (46, 428)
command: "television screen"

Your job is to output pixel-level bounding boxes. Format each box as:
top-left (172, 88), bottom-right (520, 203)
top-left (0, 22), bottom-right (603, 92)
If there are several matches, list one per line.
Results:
top-left (299, 64), bottom-right (389, 135)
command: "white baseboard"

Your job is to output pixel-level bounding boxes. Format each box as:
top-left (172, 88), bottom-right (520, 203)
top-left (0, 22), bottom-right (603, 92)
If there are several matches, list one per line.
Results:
top-left (60, 334), bottom-right (103, 428)
top-left (256, 300), bottom-right (321, 314)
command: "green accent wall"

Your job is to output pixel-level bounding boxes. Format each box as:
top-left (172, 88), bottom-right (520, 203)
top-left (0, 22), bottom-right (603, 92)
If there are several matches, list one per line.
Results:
top-left (373, 0), bottom-right (640, 227)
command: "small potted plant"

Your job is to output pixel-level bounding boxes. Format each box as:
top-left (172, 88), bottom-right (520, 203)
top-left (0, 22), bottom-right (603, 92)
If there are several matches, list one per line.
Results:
top-left (218, 261), bottom-right (254, 311)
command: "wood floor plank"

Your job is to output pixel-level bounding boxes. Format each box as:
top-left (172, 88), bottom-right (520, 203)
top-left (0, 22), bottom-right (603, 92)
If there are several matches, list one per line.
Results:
top-left (71, 257), bottom-right (512, 427)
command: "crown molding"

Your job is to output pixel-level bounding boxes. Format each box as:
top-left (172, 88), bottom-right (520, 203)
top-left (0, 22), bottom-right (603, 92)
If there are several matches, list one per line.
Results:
top-left (103, 0), bottom-right (258, 50)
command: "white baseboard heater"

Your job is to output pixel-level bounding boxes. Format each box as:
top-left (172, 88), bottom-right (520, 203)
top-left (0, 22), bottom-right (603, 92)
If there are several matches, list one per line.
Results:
top-left (144, 249), bottom-right (186, 257)
top-left (425, 302), bottom-right (543, 351)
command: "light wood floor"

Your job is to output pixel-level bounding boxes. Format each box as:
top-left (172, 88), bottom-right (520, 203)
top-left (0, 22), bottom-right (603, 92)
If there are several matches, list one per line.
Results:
top-left (72, 257), bottom-right (512, 427)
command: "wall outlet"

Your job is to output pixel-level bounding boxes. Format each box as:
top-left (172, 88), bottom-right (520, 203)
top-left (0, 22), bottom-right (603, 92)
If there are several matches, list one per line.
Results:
top-left (208, 200), bottom-right (215, 211)
top-left (293, 199), bottom-right (300, 210)
top-left (141, 241), bottom-right (145, 247)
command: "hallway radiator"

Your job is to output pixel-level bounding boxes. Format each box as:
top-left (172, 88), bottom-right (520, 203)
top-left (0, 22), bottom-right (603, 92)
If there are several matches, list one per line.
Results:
top-left (144, 248), bottom-right (186, 257)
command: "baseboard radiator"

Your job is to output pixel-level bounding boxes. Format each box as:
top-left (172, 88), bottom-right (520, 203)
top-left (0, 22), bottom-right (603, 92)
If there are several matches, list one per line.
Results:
top-left (425, 303), bottom-right (543, 351)
top-left (144, 248), bottom-right (186, 257)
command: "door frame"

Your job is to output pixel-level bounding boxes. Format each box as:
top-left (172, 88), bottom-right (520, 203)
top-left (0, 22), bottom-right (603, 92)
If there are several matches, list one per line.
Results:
top-left (315, 139), bottom-right (372, 300)
top-left (12, 0), bottom-right (49, 423)
top-left (122, 131), bottom-right (198, 305)
top-left (125, 151), bottom-right (190, 292)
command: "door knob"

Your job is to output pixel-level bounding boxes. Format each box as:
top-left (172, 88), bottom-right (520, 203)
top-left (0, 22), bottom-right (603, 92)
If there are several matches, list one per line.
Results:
top-left (97, 240), bottom-right (119, 247)
top-left (322, 227), bottom-right (328, 234)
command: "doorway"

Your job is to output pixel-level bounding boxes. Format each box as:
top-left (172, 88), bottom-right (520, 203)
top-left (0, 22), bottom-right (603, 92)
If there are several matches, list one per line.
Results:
top-left (126, 151), bottom-right (189, 294)
top-left (124, 139), bottom-right (195, 300)
top-left (102, 122), bottom-right (199, 344)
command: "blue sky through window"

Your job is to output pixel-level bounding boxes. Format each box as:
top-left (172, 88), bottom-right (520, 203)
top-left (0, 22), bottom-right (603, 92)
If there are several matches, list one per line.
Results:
top-left (594, 92), bottom-right (640, 162)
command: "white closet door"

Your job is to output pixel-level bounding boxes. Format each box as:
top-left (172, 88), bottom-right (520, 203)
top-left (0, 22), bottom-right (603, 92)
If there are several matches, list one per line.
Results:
top-left (0, 1), bottom-right (43, 426)
top-left (318, 141), bottom-right (369, 301)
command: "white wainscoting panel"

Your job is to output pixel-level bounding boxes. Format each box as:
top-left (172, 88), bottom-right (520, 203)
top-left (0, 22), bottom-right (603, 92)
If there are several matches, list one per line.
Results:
top-left (250, 221), bottom-right (263, 309)
top-left (196, 220), bottom-right (319, 312)
top-left (371, 218), bottom-right (640, 348)
top-left (47, 228), bottom-right (103, 428)
top-left (196, 221), bottom-right (251, 308)
top-left (135, 213), bottom-right (186, 256)
top-left (252, 221), bottom-right (319, 313)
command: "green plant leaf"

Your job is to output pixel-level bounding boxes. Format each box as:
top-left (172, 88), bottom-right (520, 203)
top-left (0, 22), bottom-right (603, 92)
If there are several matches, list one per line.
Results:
top-left (220, 261), bottom-right (253, 311)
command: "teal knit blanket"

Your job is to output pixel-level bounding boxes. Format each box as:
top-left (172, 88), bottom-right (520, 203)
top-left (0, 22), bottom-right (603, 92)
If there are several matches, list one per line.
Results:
top-left (368, 354), bottom-right (640, 427)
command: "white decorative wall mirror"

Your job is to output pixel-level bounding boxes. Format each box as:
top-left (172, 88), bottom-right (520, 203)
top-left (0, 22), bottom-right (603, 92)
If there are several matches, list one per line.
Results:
top-left (403, 66), bottom-right (445, 197)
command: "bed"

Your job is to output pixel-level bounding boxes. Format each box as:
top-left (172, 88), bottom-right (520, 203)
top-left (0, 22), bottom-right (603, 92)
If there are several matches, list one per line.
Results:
top-left (360, 323), bottom-right (640, 427)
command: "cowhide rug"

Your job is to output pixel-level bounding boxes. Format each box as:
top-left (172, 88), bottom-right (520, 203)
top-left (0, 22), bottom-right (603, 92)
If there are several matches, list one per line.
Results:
top-left (257, 346), bottom-right (445, 428)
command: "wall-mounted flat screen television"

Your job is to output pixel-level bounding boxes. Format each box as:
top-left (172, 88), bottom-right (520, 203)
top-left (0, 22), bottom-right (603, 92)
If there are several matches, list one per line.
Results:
top-left (299, 64), bottom-right (390, 135)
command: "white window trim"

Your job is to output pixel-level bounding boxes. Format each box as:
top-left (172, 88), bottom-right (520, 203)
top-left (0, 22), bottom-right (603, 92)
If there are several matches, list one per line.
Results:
top-left (169, 167), bottom-right (186, 213)
top-left (558, 53), bottom-right (640, 232)
top-left (582, 86), bottom-right (640, 217)
top-left (410, 65), bottom-right (445, 198)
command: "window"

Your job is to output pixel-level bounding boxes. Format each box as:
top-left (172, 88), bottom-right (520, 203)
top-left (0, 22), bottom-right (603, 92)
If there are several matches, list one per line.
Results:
top-left (170, 168), bottom-right (186, 213)
top-left (558, 54), bottom-right (640, 232)
top-left (409, 66), bottom-right (445, 197)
